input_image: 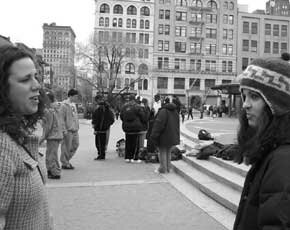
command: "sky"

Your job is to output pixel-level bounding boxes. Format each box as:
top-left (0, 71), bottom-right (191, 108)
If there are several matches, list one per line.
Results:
top-left (0, 0), bottom-right (266, 49)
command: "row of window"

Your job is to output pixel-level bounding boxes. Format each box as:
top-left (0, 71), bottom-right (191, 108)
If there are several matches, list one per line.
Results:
top-left (98, 31), bottom-right (151, 45)
top-left (243, 22), bottom-right (288, 37)
top-left (100, 4), bottom-right (150, 16)
top-left (125, 48), bottom-right (149, 59)
top-left (176, 0), bottom-right (217, 9)
top-left (99, 17), bottom-right (150, 29)
top-left (242, 40), bottom-right (288, 54)
top-left (157, 57), bottom-right (234, 73)
top-left (44, 31), bottom-right (70, 37)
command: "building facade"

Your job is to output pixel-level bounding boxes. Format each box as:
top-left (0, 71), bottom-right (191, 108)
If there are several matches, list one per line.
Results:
top-left (94, 0), bottom-right (155, 103)
top-left (152, 0), bottom-right (238, 106)
top-left (266, 0), bottom-right (290, 16)
top-left (42, 23), bottom-right (76, 92)
top-left (237, 12), bottom-right (290, 74)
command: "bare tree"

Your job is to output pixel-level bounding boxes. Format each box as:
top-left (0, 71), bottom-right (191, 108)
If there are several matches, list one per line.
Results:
top-left (76, 40), bottom-right (142, 105)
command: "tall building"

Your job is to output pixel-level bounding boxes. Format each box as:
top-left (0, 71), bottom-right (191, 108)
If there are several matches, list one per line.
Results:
top-left (42, 23), bottom-right (76, 92)
top-left (152, 0), bottom-right (238, 106)
top-left (94, 0), bottom-right (155, 103)
top-left (237, 12), bottom-right (290, 74)
top-left (266, 0), bottom-right (290, 16)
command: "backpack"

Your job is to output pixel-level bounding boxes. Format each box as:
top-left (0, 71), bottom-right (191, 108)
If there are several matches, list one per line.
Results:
top-left (198, 129), bottom-right (214, 141)
top-left (170, 146), bottom-right (185, 161)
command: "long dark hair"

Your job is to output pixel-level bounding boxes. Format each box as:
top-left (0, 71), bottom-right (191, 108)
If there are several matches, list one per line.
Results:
top-left (0, 45), bottom-right (45, 142)
top-left (236, 105), bottom-right (290, 164)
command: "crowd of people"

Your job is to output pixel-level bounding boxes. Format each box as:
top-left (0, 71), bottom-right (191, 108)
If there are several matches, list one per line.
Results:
top-left (1, 43), bottom-right (290, 229)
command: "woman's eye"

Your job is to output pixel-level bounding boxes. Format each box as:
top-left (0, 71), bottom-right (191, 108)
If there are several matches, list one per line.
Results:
top-left (250, 93), bottom-right (259, 100)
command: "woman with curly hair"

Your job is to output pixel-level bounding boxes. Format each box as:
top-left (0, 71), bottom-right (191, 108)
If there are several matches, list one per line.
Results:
top-left (233, 54), bottom-right (290, 230)
top-left (0, 45), bottom-right (52, 229)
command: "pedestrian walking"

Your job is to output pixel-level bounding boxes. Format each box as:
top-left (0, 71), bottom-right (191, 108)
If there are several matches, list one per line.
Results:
top-left (40, 92), bottom-right (64, 179)
top-left (180, 106), bottom-right (186, 123)
top-left (150, 97), bottom-right (180, 173)
top-left (92, 95), bottom-right (114, 160)
top-left (0, 45), bottom-right (52, 229)
top-left (187, 106), bottom-right (193, 120)
top-left (60, 89), bottom-right (79, 170)
top-left (120, 94), bottom-right (147, 163)
top-left (233, 54), bottom-right (290, 230)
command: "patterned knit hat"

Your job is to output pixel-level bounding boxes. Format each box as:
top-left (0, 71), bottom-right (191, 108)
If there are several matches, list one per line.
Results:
top-left (238, 53), bottom-right (290, 116)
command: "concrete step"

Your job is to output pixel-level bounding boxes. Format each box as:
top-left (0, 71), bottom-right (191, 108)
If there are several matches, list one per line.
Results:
top-left (182, 155), bottom-right (245, 192)
top-left (171, 160), bottom-right (241, 213)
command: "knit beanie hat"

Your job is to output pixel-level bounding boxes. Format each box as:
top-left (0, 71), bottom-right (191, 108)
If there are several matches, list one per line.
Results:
top-left (238, 53), bottom-right (290, 116)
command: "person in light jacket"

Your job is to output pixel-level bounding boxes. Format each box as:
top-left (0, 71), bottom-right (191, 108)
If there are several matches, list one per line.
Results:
top-left (40, 92), bottom-right (64, 179)
top-left (150, 97), bottom-right (180, 173)
top-left (60, 89), bottom-right (79, 169)
top-left (233, 53), bottom-right (290, 230)
top-left (0, 45), bottom-right (52, 229)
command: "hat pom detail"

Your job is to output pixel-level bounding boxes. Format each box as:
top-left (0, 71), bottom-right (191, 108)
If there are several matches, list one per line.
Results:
top-left (281, 52), bottom-right (290, 61)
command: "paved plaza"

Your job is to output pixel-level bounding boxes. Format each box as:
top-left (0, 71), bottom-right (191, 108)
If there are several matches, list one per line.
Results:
top-left (45, 116), bottom-right (237, 230)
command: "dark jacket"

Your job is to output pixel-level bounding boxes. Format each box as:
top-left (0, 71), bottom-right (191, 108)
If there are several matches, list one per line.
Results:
top-left (92, 102), bottom-right (114, 132)
top-left (150, 103), bottom-right (180, 148)
top-left (234, 144), bottom-right (290, 230)
top-left (120, 101), bottom-right (147, 133)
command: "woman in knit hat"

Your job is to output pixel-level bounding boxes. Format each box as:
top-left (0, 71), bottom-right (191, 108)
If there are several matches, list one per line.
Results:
top-left (233, 53), bottom-right (290, 230)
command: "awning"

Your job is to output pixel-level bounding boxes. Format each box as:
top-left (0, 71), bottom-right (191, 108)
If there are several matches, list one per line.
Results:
top-left (211, 83), bottom-right (240, 95)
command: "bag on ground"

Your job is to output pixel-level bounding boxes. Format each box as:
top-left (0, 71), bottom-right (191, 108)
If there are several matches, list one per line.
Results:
top-left (198, 129), bottom-right (214, 141)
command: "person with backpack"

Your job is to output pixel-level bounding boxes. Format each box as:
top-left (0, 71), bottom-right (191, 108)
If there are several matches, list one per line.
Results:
top-left (40, 92), bottom-right (64, 179)
top-left (120, 94), bottom-right (147, 163)
top-left (92, 95), bottom-right (114, 160)
top-left (150, 97), bottom-right (180, 173)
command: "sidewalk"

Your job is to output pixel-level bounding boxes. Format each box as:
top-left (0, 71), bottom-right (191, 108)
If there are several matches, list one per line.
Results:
top-left (46, 119), bottom-right (227, 230)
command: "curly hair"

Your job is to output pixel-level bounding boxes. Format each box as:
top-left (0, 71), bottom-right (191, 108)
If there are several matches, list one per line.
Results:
top-left (236, 105), bottom-right (290, 165)
top-left (0, 45), bottom-right (45, 142)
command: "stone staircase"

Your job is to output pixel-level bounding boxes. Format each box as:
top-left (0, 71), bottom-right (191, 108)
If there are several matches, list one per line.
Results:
top-left (168, 125), bottom-right (250, 229)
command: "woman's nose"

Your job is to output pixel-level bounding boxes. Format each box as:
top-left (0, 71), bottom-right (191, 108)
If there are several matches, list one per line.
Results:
top-left (242, 97), bottom-right (251, 109)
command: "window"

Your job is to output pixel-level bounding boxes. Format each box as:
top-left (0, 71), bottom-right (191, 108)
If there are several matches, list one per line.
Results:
top-left (157, 77), bottom-right (168, 89)
top-left (158, 40), bottom-right (163, 51)
top-left (174, 78), bottom-right (185, 89)
top-left (223, 1), bottom-right (228, 9)
top-left (223, 15), bottom-right (228, 24)
top-left (100, 4), bottom-right (110, 13)
top-left (207, 0), bottom-right (217, 9)
top-left (176, 11), bottom-right (187, 21)
top-left (174, 59), bottom-right (186, 70)
top-left (165, 10), bottom-right (170, 19)
top-left (131, 48), bottom-right (136, 58)
top-left (264, 41), bottom-right (271, 53)
top-left (176, 0), bottom-right (187, 6)
top-left (205, 44), bottom-right (216, 54)
top-left (105, 18), bottom-right (109, 27)
top-left (158, 24), bottom-right (164, 34)
top-left (157, 57), bottom-right (169, 69)
top-left (206, 28), bottom-right (216, 39)
top-left (159, 10), bottom-right (164, 19)
top-left (99, 17), bottom-right (104, 26)
top-left (281, 42), bottom-right (288, 53)
top-left (206, 14), bottom-right (217, 23)
top-left (228, 44), bottom-right (233, 55)
top-left (251, 23), bottom-right (258, 34)
top-left (223, 29), bottom-right (227, 39)
top-left (139, 49), bottom-right (143, 58)
top-left (222, 61), bottom-right (227, 72)
top-left (143, 79), bottom-right (148, 90)
top-left (205, 79), bottom-right (216, 89)
top-left (242, 57), bottom-right (248, 70)
top-left (228, 29), bottom-right (233, 40)
top-left (229, 15), bottom-right (234, 24)
top-left (242, 40), bottom-right (249, 51)
top-left (191, 27), bottom-right (202, 37)
top-left (175, 42), bottom-right (186, 52)
top-left (281, 25), bottom-right (288, 37)
top-left (113, 18), bottom-right (117, 27)
top-left (175, 26), bottom-right (187, 36)
top-left (140, 6), bottom-right (150, 16)
top-left (145, 20), bottom-right (149, 29)
top-left (243, 22), bottom-right (249, 33)
top-left (189, 78), bottom-right (200, 89)
top-left (125, 63), bottom-right (135, 74)
top-left (118, 18), bottom-right (123, 27)
top-left (265, 24), bottom-right (271, 35)
top-left (127, 5), bottom-right (137, 15)
top-left (251, 40), bottom-right (257, 52)
top-left (113, 5), bottom-right (123, 14)
top-left (191, 0), bottom-right (202, 7)
top-left (222, 44), bottom-right (227, 55)
top-left (273, 24), bottom-right (279, 36)
top-left (228, 61), bottom-right (233, 72)
top-left (229, 2), bottom-right (234, 10)
top-left (165, 25), bottom-right (170, 35)
top-left (132, 19), bottom-right (136, 28)
top-left (125, 48), bottom-right (130, 57)
top-left (140, 20), bottom-right (144, 29)
top-left (192, 13), bottom-right (202, 22)
top-left (164, 41), bottom-right (169, 51)
top-left (273, 42), bottom-right (279, 54)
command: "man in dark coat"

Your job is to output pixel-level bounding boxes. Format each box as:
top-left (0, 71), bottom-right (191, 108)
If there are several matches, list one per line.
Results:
top-left (92, 95), bottom-right (114, 160)
top-left (120, 94), bottom-right (147, 162)
top-left (150, 97), bottom-right (180, 173)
